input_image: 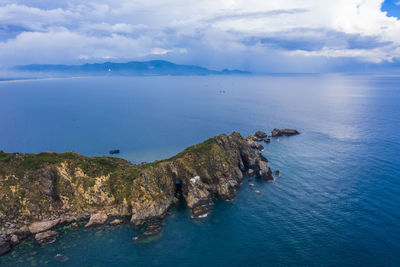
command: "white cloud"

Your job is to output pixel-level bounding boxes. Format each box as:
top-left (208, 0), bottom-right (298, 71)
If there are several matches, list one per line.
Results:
top-left (0, 0), bottom-right (400, 70)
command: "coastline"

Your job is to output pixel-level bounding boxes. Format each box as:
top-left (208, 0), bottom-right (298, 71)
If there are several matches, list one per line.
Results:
top-left (0, 129), bottom-right (298, 256)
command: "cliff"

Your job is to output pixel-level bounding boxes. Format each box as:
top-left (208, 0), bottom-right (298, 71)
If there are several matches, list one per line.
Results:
top-left (0, 132), bottom-right (273, 253)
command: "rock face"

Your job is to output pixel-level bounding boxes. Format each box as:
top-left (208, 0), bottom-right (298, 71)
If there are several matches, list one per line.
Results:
top-left (255, 131), bottom-right (268, 138)
top-left (271, 128), bottom-right (300, 137)
top-left (29, 219), bottom-right (61, 234)
top-left (34, 230), bottom-right (58, 244)
top-left (85, 213), bottom-right (108, 228)
top-left (0, 131), bottom-right (273, 251)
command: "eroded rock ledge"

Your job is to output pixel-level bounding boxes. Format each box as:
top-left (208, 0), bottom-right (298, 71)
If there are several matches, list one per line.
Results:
top-left (0, 131), bottom-right (275, 254)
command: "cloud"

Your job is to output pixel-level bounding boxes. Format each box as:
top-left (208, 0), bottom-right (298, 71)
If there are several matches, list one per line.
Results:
top-left (0, 0), bottom-right (400, 72)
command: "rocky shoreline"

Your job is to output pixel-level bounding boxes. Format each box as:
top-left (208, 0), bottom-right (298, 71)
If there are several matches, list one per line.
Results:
top-left (0, 129), bottom-right (299, 255)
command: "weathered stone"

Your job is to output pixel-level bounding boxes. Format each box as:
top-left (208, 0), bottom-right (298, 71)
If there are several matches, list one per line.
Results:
top-left (109, 219), bottom-right (122, 225)
top-left (35, 230), bottom-right (58, 244)
top-left (71, 222), bottom-right (78, 229)
top-left (255, 131), bottom-right (268, 138)
top-left (271, 128), bottom-right (300, 137)
top-left (256, 159), bottom-right (274, 181)
top-left (29, 219), bottom-right (60, 234)
top-left (275, 170), bottom-right (280, 177)
top-left (263, 138), bottom-right (271, 143)
top-left (248, 135), bottom-right (263, 142)
top-left (10, 235), bottom-right (19, 245)
top-left (85, 213), bottom-right (108, 228)
top-left (191, 206), bottom-right (210, 218)
top-left (0, 240), bottom-right (10, 255)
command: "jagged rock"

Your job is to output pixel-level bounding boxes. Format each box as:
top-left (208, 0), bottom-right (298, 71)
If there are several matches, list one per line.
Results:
top-left (263, 138), bottom-right (271, 143)
top-left (248, 135), bottom-right (263, 142)
top-left (247, 169), bottom-right (255, 177)
top-left (271, 128), bottom-right (300, 137)
top-left (35, 230), bottom-right (58, 244)
top-left (109, 219), bottom-right (122, 225)
top-left (246, 139), bottom-right (264, 150)
top-left (0, 240), bottom-right (10, 255)
top-left (256, 159), bottom-right (274, 181)
top-left (85, 213), bottom-right (107, 228)
top-left (71, 222), bottom-right (78, 229)
top-left (191, 206), bottom-right (210, 218)
top-left (10, 234), bottom-right (19, 245)
top-left (255, 131), bottom-right (268, 138)
top-left (29, 219), bottom-right (61, 234)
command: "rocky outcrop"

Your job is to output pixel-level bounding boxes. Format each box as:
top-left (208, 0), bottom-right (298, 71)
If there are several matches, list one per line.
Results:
top-left (255, 131), bottom-right (268, 138)
top-left (0, 131), bottom-right (274, 250)
top-left (85, 213), bottom-right (108, 228)
top-left (29, 219), bottom-right (61, 234)
top-left (271, 128), bottom-right (300, 137)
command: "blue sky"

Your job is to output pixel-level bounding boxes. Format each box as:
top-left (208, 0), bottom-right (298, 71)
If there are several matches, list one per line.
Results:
top-left (1, 0), bottom-right (400, 72)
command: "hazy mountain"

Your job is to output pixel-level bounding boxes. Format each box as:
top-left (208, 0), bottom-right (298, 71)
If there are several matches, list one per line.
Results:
top-left (13, 60), bottom-right (250, 76)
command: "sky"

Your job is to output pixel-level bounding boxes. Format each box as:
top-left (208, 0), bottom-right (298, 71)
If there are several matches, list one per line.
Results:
top-left (1, 0), bottom-right (400, 72)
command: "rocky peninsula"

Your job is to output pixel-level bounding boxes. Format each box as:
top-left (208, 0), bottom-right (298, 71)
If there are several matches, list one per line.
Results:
top-left (0, 130), bottom-right (298, 255)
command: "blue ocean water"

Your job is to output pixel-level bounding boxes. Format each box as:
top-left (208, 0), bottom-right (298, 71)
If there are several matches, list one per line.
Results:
top-left (0, 74), bottom-right (399, 266)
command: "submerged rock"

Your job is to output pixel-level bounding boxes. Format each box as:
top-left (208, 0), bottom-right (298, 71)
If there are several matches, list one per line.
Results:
top-left (85, 213), bottom-right (108, 228)
top-left (275, 170), bottom-right (280, 177)
top-left (54, 253), bottom-right (69, 262)
top-left (263, 138), bottom-right (271, 143)
top-left (132, 221), bottom-right (162, 242)
top-left (255, 131), bottom-right (268, 138)
top-left (271, 128), bottom-right (300, 137)
top-left (35, 230), bottom-right (58, 244)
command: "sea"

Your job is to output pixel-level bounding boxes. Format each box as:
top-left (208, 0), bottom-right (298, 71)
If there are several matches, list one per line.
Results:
top-left (0, 74), bottom-right (399, 266)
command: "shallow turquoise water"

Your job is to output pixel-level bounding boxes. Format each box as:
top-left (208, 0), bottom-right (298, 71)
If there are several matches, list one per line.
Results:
top-left (0, 75), bottom-right (399, 266)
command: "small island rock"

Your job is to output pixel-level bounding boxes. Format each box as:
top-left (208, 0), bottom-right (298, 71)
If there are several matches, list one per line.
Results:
top-left (271, 128), bottom-right (300, 137)
top-left (255, 131), bottom-right (268, 138)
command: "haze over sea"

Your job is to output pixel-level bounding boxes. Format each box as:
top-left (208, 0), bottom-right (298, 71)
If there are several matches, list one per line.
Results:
top-left (0, 74), bottom-right (399, 266)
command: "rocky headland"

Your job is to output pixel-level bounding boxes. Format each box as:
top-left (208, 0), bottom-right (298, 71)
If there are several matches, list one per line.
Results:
top-left (0, 130), bottom-right (298, 255)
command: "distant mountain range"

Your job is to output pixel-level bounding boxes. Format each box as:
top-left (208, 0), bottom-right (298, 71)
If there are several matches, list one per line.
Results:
top-left (13, 60), bottom-right (250, 76)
